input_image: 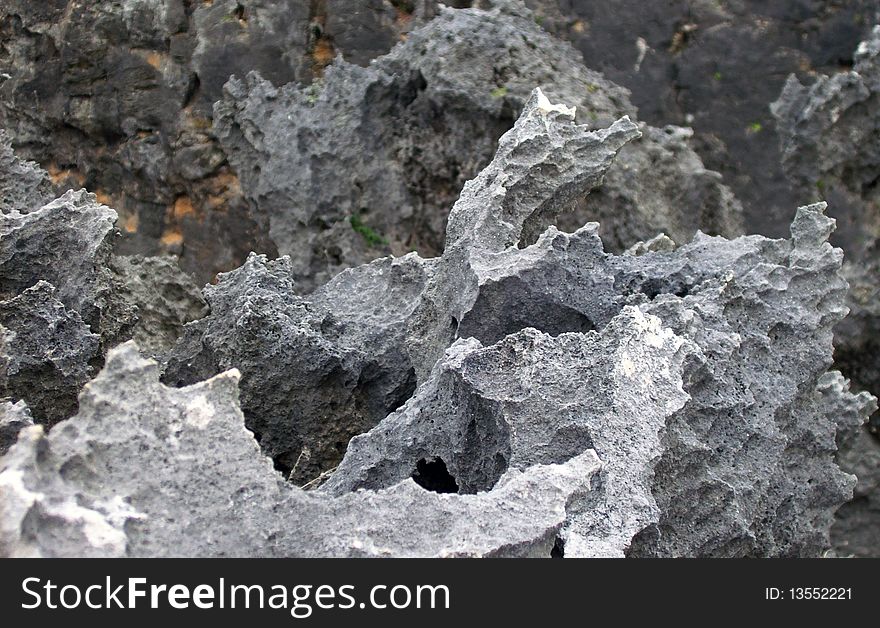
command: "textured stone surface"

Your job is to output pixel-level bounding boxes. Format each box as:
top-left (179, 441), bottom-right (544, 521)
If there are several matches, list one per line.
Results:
top-left (0, 130), bottom-right (52, 214)
top-left (772, 26), bottom-right (880, 415)
top-left (166, 89), bottom-right (637, 482)
top-left (0, 282), bottom-right (100, 426)
top-left (0, 184), bottom-right (211, 425)
top-left (324, 310), bottom-right (692, 557)
top-left (215, 1), bottom-right (742, 290)
top-left (0, 399), bottom-right (32, 456)
top-left (164, 252), bottom-right (426, 483)
top-left (0, 1), bottom-right (876, 558)
top-left (821, 371), bottom-right (879, 556)
top-left (0, 190), bottom-right (117, 329)
top-left (0, 0), bottom-right (426, 283)
top-left (324, 201), bottom-right (869, 556)
top-left (107, 255), bottom-right (206, 357)
top-left (171, 91), bottom-right (870, 556)
top-left (771, 26), bottom-right (880, 556)
top-left (0, 342), bottom-right (602, 558)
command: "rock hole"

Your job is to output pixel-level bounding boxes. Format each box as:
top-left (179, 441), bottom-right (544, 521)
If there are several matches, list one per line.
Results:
top-left (411, 456), bottom-right (459, 493)
top-left (550, 536), bottom-right (565, 558)
top-left (459, 276), bottom-right (594, 345)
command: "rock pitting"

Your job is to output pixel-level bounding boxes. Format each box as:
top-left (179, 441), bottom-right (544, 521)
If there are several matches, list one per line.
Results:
top-left (2, 87), bottom-right (873, 557)
top-left (214, 2), bottom-right (742, 290)
top-left (0, 1), bottom-right (877, 559)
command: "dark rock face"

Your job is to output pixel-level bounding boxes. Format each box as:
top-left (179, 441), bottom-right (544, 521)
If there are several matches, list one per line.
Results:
top-left (215, 1), bottom-right (742, 290)
top-left (772, 26), bottom-right (880, 413)
top-left (0, 157), bottom-right (113, 426)
top-left (163, 252), bottom-right (426, 483)
top-left (523, 0), bottom-right (880, 239)
top-left (0, 282), bottom-right (99, 426)
top-left (0, 0), bottom-right (424, 284)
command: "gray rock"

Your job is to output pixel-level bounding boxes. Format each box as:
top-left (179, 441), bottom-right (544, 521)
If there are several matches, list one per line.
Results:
top-left (167, 89), bottom-right (637, 482)
top-left (0, 282), bottom-right (100, 426)
top-left (214, 1), bottom-right (742, 290)
top-left (323, 309), bottom-right (692, 558)
top-left (325, 195), bottom-right (869, 556)
top-left (107, 255), bottom-right (207, 357)
top-left (0, 130), bottom-right (52, 214)
top-left (175, 88), bottom-right (870, 556)
top-left (163, 250), bottom-right (429, 484)
top-left (573, 124), bottom-right (743, 252)
top-left (771, 26), bottom-right (880, 555)
top-left (0, 341), bottom-right (602, 558)
top-left (820, 370), bottom-right (880, 557)
top-left (0, 189), bottom-right (117, 330)
top-left (0, 183), bottom-right (212, 426)
top-left (0, 399), bottom-right (33, 456)
top-left (772, 26), bottom-right (880, 417)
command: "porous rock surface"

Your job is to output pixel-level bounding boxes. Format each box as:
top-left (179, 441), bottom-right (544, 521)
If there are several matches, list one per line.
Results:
top-left (4, 1), bottom-right (869, 284)
top-left (0, 399), bottom-right (33, 456)
top-left (772, 26), bottom-right (880, 416)
top-left (772, 27), bottom-right (880, 556)
top-left (0, 282), bottom-right (100, 426)
top-left (214, 1), bottom-right (742, 290)
top-left (108, 255), bottom-right (207, 357)
top-left (166, 89), bottom-right (638, 483)
top-left (164, 91), bottom-right (871, 556)
top-left (0, 341), bottom-right (603, 558)
top-left (0, 3), bottom-right (876, 558)
top-left (0, 189), bottom-right (117, 328)
top-left (0, 154), bottom-right (210, 425)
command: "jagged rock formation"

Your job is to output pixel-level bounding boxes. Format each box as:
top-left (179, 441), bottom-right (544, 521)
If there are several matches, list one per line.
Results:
top-left (0, 189), bottom-right (114, 424)
top-left (0, 400), bottom-right (33, 456)
top-left (166, 90), bottom-right (639, 483)
top-left (2, 1), bottom-right (876, 284)
top-left (215, 1), bottom-right (742, 290)
top-left (0, 154), bottom-right (209, 425)
top-left (0, 0), bottom-right (439, 283)
top-left (820, 371), bottom-right (880, 556)
top-left (772, 27), bottom-right (880, 556)
top-left (0, 1), bottom-right (876, 559)
top-left (772, 26), bottom-right (880, 412)
top-left (0, 341), bottom-right (603, 557)
top-left (0, 130), bottom-right (52, 214)
top-left (165, 91), bottom-right (871, 556)
top-left (323, 310), bottom-right (692, 557)
top-left (163, 251), bottom-right (426, 482)
top-left (0, 189), bottom-right (117, 328)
